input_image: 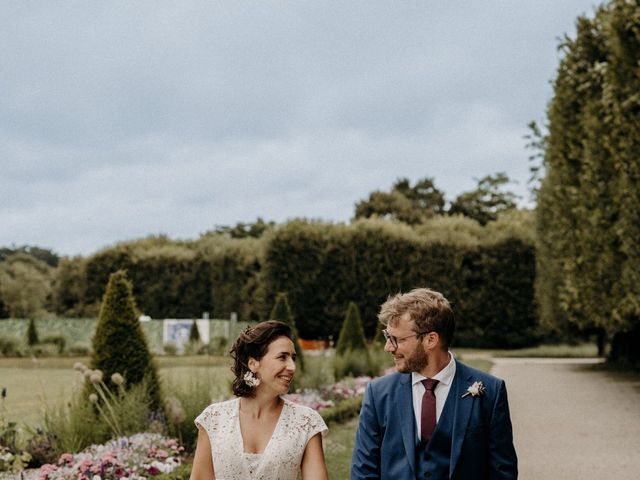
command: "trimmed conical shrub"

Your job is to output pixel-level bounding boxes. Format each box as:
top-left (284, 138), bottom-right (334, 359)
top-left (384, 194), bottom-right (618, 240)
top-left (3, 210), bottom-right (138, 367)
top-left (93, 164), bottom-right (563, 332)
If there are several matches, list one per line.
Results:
top-left (335, 302), bottom-right (367, 355)
top-left (91, 270), bottom-right (162, 408)
top-left (189, 320), bottom-right (201, 343)
top-left (372, 324), bottom-right (386, 347)
top-left (26, 318), bottom-right (39, 346)
top-left (269, 292), bottom-right (305, 371)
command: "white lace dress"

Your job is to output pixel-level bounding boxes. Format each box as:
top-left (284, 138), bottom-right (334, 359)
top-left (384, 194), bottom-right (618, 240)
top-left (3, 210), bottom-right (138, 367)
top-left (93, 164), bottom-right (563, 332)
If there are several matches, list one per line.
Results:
top-left (194, 397), bottom-right (328, 480)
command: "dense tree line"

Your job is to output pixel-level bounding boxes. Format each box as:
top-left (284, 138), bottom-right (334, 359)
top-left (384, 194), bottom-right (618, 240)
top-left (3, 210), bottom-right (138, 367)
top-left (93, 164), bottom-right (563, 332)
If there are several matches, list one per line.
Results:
top-left (0, 211), bottom-right (536, 348)
top-left (537, 0), bottom-right (640, 364)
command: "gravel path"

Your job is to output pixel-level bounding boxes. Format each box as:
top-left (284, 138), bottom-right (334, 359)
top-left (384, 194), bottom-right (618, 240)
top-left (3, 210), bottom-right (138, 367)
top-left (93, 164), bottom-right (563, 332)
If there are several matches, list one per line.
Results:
top-left (492, 357), bottom-right (640, 480)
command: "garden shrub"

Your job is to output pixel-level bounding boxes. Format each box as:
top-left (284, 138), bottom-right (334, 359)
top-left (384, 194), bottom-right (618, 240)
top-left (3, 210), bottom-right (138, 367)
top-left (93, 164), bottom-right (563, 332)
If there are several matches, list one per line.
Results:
top-left (319, 396), bottom-right (363, 425)
top-left (333, 349), bottom-right (372, 380)
top-left (40, 334), bottom-right (66, 354)
top-left (295, 355), bottom-right (333, 391)
top-left (0, 335), bottom-right (21, 356)
top-left (26, 319), bottom-right (39, 346)
top-left (90, 270), bottom-right (162, 408)
top-left (189, 320), bottom-right (200, 343)
top-left (335, 303), bottom-right (367, 355)
top-left (67, 342), bottom-right (90, 356)
top-left (163, 343), bottom-right (178, 355)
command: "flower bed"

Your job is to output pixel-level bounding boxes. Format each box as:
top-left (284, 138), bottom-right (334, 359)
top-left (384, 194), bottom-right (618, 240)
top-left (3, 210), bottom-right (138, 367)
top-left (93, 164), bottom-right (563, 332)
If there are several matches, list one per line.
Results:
top-left (285, 376), bottom-right (371, 411)
top-left (26, 433), bottom-right (184, 480)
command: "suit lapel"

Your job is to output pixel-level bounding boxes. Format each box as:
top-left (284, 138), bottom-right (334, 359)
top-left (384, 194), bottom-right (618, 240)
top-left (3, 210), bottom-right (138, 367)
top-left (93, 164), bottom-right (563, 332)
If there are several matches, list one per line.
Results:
top-left (397, 373), bottom-right (416, 477)
top-left (449, 362), bottom-right (474, 478)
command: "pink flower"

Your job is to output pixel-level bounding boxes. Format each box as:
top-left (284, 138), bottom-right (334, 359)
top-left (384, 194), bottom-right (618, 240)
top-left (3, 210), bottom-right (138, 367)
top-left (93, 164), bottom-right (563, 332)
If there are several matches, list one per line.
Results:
top-left (154, 449), bottom-right (169, 460)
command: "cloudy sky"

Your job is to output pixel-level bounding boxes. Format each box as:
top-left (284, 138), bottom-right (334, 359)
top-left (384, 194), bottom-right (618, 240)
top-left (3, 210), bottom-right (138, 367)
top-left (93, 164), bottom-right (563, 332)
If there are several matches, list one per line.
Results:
top-left (1, 1), bottom-right (598, 256)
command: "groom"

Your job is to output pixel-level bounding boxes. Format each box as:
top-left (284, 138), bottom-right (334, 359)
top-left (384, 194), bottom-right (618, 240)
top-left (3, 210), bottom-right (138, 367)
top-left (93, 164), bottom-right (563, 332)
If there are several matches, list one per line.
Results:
top-left (350, 288), bottom-right (517, 479)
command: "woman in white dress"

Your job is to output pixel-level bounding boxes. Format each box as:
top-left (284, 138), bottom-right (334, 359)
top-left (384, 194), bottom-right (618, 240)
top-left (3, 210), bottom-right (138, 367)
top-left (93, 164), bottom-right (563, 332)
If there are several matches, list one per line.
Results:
top-left (190, 320), bottom-right (329, 480)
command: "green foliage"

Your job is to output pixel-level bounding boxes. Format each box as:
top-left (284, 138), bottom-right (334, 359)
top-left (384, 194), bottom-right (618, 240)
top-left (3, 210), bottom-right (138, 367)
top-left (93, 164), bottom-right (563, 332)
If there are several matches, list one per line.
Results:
top-left (26, 319), bottom-right (38, 346)
top-left (162, 372), bottom-right (219, 453)
top-left (0, 253), bottom-right (53, 318)
top-left (333, 349), bottom-right (372, 380)
top-left (197, 235), bottom-right (265, 322)
top-left (295, 354), bottom-right (333, 391)
top-left (263, 218), bottom-right (537, 348)
top-left (335, 303), bottom-right (367, 355)
top-left (0, 245), bottom-right (59, 268)
top-left (0, 336), bottom-right (21, 356)
top-left (84, 237), bottom-right (213, 318)
top-left (90, 270), bottom-right (162, 409)
top-left (448, 173), bottom-right (519, 225)
top-left (52, 256), bottom-right (87, 316)
top-left (40, 335), bottom-right (66, 354)
top-left (354, 177), bottom-right (445, 224)
top-left (189, 320), bottom-right (200, 343)
top-left (319, 395), bottom-right (363, 425)
top-left (207, 217), bottom-right (275, 239)
top-left (269, 292), bottom-right (305, 371)
top-left (536, 0), bottom-right (640, 364)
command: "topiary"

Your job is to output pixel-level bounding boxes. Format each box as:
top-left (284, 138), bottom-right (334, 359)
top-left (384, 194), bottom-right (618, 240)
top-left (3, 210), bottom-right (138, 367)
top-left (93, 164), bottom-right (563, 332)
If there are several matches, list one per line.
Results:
top-left (335, 302), bottom-right (367, 355)
top-left (90, 270), bottom-right (162, 409)
top-left (269, 292), bottom-right (305, 371)
top-left (26, 318), bottom-right (39, 346)
top-left (189, 320), bottom-right (200, 343)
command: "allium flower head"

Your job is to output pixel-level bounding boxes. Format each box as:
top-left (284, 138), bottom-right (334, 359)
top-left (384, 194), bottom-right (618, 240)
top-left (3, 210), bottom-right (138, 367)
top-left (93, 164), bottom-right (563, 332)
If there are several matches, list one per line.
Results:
top-left (89, 393), bottom-right (99, 404)
top-left (90, 370), bottom-right (104, 384)
top-left (73, 362), bottom-right (87, 373)
top-left (111, 373), bottom-right (125, 386)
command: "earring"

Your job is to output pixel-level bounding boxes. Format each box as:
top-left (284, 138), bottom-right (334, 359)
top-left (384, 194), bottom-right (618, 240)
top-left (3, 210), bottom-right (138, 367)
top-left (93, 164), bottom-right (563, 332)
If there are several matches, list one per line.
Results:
top-left (243, 370), bottom-right (261, 387)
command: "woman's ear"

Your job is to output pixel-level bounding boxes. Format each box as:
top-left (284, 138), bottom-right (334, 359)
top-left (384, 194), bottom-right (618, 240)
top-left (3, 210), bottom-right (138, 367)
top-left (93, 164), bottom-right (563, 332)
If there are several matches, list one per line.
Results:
top-left (247, 357), bottom-right (259, 372)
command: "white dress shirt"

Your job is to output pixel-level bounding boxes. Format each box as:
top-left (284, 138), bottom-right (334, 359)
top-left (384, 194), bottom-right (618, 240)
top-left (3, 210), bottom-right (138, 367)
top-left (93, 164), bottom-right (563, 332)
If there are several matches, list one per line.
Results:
top-left (411, 352), bottom-right (456, 438)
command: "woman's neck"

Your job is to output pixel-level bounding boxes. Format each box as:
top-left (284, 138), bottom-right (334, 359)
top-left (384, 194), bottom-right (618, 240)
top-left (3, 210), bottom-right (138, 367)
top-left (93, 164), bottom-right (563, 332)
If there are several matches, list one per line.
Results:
top-left (239, 392), bottom-right (283, 419)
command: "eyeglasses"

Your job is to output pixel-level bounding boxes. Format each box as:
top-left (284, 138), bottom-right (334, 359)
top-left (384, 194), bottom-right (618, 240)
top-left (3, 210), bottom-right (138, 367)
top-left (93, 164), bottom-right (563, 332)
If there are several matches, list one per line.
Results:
top-left (382, 329), bottom-right (429, 349)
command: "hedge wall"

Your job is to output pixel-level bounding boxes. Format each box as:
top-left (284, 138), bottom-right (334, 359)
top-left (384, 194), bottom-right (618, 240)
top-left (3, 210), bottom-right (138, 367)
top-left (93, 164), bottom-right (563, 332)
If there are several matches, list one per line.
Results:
top-left (263, 219), bottom-right (536, 347)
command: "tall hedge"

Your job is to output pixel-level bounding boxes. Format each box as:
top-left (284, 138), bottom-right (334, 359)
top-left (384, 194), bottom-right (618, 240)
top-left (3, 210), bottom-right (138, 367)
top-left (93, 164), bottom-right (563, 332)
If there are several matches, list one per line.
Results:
top-left (537, 0), bottom-right (640, 364)
top-left (91, 270), bottom-right (162, 408)
top-left (269, 292), bottom-right (304, 370)
top-left (262, 218), bottom-right (536, 347)
top-left (84, 238), bottom-right (212, 318)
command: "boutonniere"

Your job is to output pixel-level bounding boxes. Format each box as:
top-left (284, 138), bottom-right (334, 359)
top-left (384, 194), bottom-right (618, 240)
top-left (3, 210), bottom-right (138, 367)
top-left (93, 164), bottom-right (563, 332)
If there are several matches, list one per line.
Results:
top-left (461, 381), bottom-right (485, 398)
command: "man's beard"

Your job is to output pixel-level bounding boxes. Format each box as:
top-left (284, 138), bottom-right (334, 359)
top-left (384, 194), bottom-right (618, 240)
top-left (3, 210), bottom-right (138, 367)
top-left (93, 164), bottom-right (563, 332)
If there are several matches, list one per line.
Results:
top-left (398, 341), bottom-right (429, 373)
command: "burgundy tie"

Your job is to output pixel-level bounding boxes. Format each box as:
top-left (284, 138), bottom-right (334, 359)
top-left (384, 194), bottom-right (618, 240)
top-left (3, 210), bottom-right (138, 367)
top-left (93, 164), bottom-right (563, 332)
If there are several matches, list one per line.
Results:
top-left (421, 378), bottom-right (439, 443)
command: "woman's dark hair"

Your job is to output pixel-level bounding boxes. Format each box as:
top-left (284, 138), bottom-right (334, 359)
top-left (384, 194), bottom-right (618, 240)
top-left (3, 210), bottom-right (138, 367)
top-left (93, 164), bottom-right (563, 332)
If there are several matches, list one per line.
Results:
top-left (230, 320), bottom-right (293, 397)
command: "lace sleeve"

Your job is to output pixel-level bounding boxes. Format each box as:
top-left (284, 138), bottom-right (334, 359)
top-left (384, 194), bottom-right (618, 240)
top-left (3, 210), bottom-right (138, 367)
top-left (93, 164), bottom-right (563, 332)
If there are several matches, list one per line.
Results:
top-left (304, 407), bottom-right (328, 442)
top-left (194, 404), bottom-right (217, 432)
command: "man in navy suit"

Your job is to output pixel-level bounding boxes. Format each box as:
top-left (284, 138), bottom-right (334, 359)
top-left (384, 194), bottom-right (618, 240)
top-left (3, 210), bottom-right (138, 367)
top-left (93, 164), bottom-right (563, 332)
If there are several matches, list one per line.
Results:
top-left (351, 288), bottom-right (517, 479)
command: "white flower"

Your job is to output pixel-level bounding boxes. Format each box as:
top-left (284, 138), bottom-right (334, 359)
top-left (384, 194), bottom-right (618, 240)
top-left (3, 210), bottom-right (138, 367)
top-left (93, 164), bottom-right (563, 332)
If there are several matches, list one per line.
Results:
top-left (90, 370), bottom-right (104, 384)
top-left (461, 381), bottom-right (485, 398)
top-left (111, 373), bottom-right (125, 386)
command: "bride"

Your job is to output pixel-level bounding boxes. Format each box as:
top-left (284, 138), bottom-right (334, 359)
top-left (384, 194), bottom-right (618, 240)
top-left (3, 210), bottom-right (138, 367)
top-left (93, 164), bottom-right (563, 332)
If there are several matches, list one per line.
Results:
top-left (190, 320), bottom-right (329, 480)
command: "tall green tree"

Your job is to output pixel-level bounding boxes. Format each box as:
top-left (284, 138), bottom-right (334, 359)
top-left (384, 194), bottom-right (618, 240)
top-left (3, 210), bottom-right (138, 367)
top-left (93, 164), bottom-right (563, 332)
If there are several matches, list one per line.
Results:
top-left (269, 292), bottom-right (305, 370)
top-left (537, 0), bottom-right (640, 363)
top-left (0, 253), bottom-right (53, 318)
top-left (91, 270), bottom-right (162, 408)
top-left (354, 177), bottom-right (446, 224)
top-left (335, 302), bottom-right (367, 355)
top-left (448, 173), bottom-right (519, 225)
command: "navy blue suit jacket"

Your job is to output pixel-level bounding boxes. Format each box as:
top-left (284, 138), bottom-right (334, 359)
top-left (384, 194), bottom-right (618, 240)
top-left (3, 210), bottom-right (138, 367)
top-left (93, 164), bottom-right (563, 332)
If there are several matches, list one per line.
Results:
top-left (350, 360), bottom-right (517, 479)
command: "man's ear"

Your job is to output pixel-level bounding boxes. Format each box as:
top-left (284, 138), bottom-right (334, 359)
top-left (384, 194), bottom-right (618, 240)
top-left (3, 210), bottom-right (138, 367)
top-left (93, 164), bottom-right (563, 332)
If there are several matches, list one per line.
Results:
top-left (425, 331), bottom-right (440, 350)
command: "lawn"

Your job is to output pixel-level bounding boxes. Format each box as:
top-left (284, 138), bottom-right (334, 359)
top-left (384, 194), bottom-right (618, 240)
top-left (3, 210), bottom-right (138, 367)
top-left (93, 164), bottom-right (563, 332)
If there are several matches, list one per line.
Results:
top-left (0, 355), bottom-right (234, 426)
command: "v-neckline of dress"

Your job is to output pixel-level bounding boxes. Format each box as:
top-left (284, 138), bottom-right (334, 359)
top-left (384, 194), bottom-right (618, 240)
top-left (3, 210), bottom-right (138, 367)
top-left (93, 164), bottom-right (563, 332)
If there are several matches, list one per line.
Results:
top-left (237, 396), bottom-right (288, 457)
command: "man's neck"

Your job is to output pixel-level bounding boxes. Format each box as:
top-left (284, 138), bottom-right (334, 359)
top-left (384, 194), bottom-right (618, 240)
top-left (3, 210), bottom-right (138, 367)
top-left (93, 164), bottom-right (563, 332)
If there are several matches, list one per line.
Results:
top-left (419, 350), bottom-right (451, 378)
